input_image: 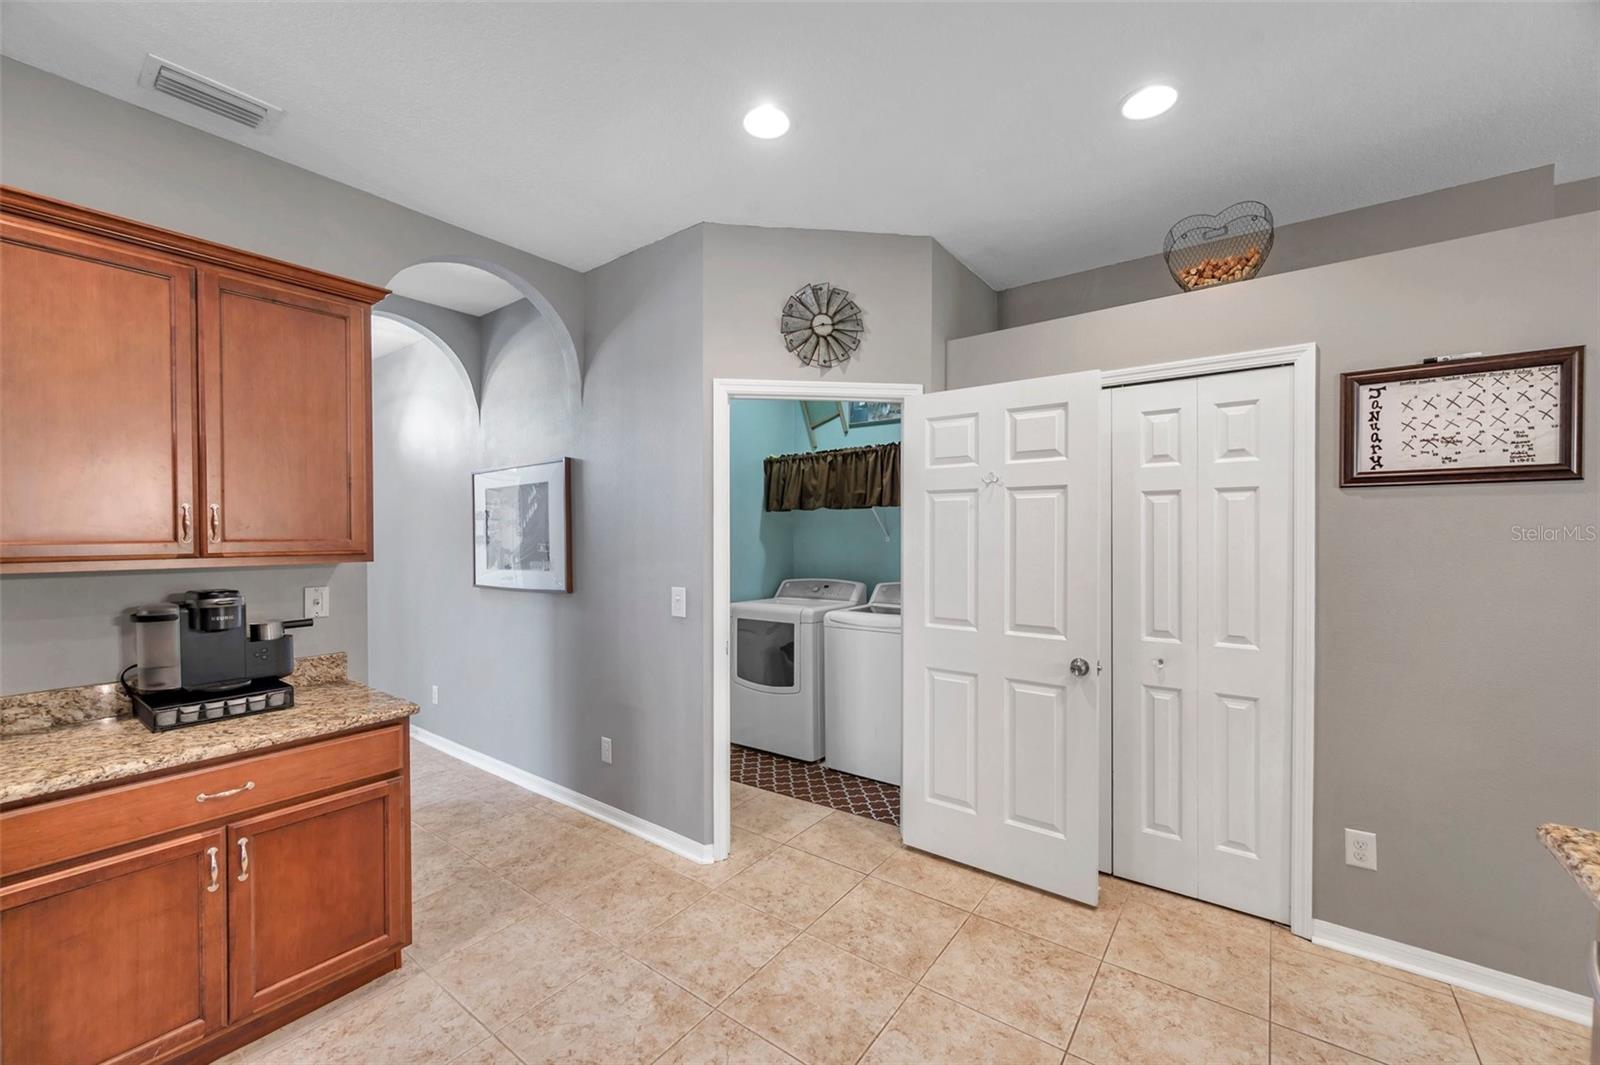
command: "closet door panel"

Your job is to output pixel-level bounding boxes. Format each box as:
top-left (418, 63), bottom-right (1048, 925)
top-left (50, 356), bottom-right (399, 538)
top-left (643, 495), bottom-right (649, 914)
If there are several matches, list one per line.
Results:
top-left (1195, 367), bottom-right (1292, 922)
top-left (1111, 378), bottom-right (1199, 897)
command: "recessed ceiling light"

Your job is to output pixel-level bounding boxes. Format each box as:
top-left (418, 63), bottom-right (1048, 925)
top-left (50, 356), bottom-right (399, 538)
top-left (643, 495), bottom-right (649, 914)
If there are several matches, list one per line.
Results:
top-left (1121, 84), bottom-right (1178, 121)
top-left (743, 103), bottom-right (790, 139)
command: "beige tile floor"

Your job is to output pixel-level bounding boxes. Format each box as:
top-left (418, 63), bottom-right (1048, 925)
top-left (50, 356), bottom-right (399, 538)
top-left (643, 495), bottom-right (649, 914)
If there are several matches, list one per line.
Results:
top-left (224, 741), bottom-right (1590, 1065)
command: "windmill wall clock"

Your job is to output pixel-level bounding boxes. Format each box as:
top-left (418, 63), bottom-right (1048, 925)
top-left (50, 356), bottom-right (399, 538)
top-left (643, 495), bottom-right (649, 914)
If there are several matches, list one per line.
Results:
top-left (780, 282), bottom-right (864, 368)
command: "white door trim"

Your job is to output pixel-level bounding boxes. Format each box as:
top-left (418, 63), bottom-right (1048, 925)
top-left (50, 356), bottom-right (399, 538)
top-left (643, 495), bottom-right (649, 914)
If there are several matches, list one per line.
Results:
top-left (1098, 342), bottom-right (1318, 936)
top-left (710, 377), bottom-right (924, 860)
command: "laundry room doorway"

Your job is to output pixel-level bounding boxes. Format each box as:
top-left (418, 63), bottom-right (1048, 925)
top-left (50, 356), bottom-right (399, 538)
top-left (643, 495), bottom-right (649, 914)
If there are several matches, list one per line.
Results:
top-left (712, 380), bottom-right (922, 860)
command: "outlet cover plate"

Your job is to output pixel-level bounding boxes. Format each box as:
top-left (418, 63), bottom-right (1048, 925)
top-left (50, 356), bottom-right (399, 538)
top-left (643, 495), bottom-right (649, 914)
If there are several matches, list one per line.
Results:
top-left (304, 585), bottom-right (330, 619)
top-left (600, 737), bottom-right (613, 764)
top-left (1345, 828), bottom-right (1377, 870)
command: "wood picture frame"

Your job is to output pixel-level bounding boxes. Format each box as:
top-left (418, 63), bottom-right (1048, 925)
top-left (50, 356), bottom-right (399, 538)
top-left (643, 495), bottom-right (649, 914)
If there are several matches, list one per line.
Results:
top-left (1340, 346), bottom-right (1583, 487)
top-left (472, 458), bottom-right (573, 592)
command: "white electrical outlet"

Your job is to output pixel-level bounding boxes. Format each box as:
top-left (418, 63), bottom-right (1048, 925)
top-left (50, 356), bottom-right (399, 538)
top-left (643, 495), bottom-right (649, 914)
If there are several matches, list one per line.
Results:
top-left (1345, 829), bottom-right (1377, 870)
top-left (670, 586), bottom-right (687, 618)
top-left (303, 585), bottom-right (331, 619)
top-left (430, 685), bottom-right (439, 706)
top-left (600, 737), bottom-right (613, 764)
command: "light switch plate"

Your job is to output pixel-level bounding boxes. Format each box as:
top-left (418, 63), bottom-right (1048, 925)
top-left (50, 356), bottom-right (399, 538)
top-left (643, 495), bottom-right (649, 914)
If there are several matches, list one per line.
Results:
top-left (670, 586), bottom-right (687, 618)
top-left (304, 586), bottom-right (330, 619)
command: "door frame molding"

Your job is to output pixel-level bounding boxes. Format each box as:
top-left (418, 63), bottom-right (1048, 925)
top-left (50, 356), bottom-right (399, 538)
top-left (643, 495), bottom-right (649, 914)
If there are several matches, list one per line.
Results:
top-left (710, 378), bottom-right (924, 860)
top-left (1098, 342), bottom-right (1318, 936)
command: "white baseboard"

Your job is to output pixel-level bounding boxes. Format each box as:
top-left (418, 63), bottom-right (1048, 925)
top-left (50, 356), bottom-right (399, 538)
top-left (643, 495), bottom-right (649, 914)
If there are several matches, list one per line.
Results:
top-left (1311, 920), bottom-right (1592, 1027)
top-left (410, 726), bottom-right (714, 865)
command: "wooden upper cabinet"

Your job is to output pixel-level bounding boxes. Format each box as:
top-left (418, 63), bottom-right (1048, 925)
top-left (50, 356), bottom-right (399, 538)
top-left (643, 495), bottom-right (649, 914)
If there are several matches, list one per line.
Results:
top-left (0, 218), bottom-right (198, 562)
top-left (199, 270), bottom-right (372, 557)
top-left (227, 779), bottom-right (408, 1022)
top-left (0, 187), bottom-right (385, 572)
top-left (0, 830), bottom-right (228, 1065)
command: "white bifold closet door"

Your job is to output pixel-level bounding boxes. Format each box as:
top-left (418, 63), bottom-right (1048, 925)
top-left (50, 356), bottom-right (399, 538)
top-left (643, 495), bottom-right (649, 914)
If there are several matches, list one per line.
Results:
top-left (902, 371), bottom-right (1102, 905)
top-left (1111, 366), bottom-right (1292, 922)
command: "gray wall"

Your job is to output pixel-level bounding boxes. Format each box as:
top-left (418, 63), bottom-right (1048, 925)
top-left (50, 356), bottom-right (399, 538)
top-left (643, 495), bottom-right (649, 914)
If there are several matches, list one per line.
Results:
top-left (375, 295), bottom-right (487, 408)
top-left (0, 565), bottom-right (366, 694)
top-left (932, 240), bottom-right (1000, 385)
top-left (950, 213), bottom-right (1600, 994)
top-left (0, 58), bottom-right (583, 692)
top-left (369, 230), bottom-right (708, 842)
top-left (998, 167), bottom-right (1567, 328)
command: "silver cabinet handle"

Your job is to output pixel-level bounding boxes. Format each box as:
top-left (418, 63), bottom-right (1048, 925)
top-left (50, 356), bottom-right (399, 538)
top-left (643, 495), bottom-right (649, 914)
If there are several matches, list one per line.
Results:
top-left (237, 837), bottom-right (250, 882)
top-left (208, 503), bottom-right (221, 543)
top-left (196, 780), bottom-right (255, 803)
top-left (206, 846), bottom-right (220, 893)
top-left (179, 503), bottom-right (193, 544)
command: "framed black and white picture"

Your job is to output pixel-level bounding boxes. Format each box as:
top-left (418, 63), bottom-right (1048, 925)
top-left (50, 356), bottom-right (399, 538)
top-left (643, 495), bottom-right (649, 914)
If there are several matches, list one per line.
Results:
top-left (473, 458), bottom-right (573, 592)
top-left (1340, 347), bottom-right (1583, 486)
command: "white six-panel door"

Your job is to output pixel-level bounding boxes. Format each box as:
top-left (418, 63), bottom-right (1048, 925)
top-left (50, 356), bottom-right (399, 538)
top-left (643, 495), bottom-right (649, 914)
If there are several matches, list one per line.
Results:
top-left (1111, 366), bottom-right (1292, 921)
top-left (902, 371), bottom-right (1102, 904)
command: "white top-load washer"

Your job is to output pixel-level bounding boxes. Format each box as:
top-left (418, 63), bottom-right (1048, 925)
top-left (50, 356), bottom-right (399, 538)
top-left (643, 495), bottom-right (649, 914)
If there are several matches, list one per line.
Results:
top-left (732, 578), bottom-right (866, 761)
top-left (824, 582), bottom-right (902, 785)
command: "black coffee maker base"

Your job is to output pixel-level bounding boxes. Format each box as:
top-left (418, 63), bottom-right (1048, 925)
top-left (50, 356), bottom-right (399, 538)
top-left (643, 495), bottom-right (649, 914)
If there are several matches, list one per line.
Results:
top-left (128, 679), bottom-right (296, 733)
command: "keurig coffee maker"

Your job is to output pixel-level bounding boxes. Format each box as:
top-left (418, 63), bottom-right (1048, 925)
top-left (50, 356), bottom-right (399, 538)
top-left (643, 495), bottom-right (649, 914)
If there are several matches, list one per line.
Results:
top-left (123, 590), bottom-right (313, 731)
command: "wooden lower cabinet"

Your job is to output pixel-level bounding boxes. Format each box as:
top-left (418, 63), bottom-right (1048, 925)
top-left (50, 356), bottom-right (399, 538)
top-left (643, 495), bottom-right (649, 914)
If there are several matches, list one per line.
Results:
top-left (0, 725), bottom-right (410, 1065)
top-left (227, 780), bottom-right (408, 1021)
top-left (0, 832), bottom-right (229, 1065)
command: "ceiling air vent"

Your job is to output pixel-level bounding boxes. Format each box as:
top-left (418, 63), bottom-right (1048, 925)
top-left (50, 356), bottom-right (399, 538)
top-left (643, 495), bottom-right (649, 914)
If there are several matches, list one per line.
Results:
top-left (137, 54), bottom-right (283, 131)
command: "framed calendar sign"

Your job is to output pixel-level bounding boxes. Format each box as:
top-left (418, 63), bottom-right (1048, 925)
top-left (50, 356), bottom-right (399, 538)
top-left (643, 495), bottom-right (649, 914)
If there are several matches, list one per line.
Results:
top-left (1340, 347), bottom-right (1583, 486)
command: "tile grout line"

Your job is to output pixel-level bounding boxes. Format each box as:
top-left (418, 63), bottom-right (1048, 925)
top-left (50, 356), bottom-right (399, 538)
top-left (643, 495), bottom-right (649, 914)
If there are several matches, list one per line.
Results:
top-left (1063, 957), bottom-right (1104, 1060)
top-left (1449, 986), bottom-right (1487, 1065)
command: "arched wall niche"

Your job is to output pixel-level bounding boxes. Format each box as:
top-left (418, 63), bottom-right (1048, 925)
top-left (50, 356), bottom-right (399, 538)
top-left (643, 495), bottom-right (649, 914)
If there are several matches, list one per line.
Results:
top-left (384, 256), bottom-right (583, 406)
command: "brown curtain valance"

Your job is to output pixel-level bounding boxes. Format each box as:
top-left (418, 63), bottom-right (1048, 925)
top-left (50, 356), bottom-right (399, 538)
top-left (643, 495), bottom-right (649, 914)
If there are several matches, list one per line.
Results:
top-left (765, 443), bottom-right (900, 512)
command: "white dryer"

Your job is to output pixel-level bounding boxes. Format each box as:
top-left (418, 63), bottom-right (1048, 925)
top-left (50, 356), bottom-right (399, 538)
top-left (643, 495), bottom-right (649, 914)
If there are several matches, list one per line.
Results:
top-left (824, 582), bottom-right (902, 785)
top-left (732, 579), bottom-right (866, 761)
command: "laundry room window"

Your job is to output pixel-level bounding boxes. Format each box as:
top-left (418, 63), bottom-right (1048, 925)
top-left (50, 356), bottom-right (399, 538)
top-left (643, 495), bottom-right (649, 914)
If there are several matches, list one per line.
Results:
top-left (736, 618), bottom-right (796, 689)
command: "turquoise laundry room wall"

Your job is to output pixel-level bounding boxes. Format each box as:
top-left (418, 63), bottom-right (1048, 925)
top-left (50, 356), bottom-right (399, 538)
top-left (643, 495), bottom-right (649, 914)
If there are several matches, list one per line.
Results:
top-left (729, 399), bottom-right (901, 603)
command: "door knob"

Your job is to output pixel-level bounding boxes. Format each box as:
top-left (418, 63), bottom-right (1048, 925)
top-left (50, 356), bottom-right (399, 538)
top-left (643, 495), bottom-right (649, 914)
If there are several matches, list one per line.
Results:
top-left (1069, 658), bottom-right (1090, 677)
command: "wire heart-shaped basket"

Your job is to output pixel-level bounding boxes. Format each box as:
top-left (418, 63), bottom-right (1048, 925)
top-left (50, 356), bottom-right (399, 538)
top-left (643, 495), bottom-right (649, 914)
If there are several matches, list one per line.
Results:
top-left (1163, 201), bottom-right (1274, 292)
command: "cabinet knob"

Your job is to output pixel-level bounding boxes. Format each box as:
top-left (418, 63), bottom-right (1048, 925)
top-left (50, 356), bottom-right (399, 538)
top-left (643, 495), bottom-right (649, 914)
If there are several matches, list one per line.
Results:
top-left (208, 503), bottom-right (221, 544)
top-left (179, 503), bottom-right (193, 545)
top-left (237, 837), bottom-right (250, 882)
top-left (206, 846), bottom-right (219, 893)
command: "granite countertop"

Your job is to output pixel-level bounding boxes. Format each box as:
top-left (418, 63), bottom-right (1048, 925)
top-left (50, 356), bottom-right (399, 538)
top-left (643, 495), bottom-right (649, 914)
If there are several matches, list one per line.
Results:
top-left (1537, 823), bottom-right (1600, 908)
top-left (0, 654), bottom-right (417, 806)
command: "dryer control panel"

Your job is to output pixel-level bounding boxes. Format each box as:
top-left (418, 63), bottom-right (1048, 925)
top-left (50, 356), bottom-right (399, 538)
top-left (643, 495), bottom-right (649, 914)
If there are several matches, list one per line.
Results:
top-left (774, 579), bottom-right (865, 602)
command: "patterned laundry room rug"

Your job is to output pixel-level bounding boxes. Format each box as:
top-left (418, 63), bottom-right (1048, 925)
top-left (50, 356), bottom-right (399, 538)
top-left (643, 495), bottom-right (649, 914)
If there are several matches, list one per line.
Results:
top-left (731, 745), bottom-right (900, 826)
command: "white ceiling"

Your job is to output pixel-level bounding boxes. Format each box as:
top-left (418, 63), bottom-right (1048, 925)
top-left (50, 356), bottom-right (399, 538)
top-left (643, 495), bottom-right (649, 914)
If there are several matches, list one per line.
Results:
top-left (388, 262), bottom-right (524, 316)
top-left (2, 3), bottom-right (1595, 289)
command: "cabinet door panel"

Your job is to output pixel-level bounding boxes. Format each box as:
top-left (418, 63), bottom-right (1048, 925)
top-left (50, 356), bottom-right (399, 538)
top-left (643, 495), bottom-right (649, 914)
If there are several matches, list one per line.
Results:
top-left (0, 831), bottom-right (226, 1065)
top-left (0, 218), bottom-right (197, 561)
top-left (200, 270), bottom-right (371, 557)
top-left (228, 779), bottom-right (407, 1021)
